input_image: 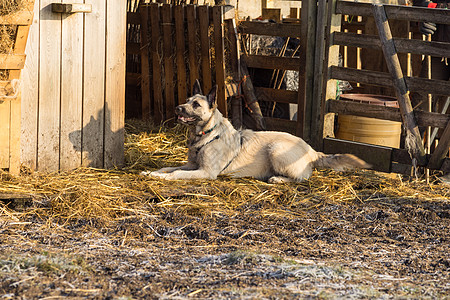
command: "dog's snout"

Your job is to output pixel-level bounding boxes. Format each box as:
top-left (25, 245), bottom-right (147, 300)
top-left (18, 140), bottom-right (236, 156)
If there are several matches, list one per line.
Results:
top-left (175, 105), bottom-right (184, 114)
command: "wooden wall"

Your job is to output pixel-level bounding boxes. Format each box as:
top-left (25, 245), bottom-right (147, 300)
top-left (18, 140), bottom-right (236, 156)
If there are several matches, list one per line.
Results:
top-left (21, 0), bottom-right (126, 172)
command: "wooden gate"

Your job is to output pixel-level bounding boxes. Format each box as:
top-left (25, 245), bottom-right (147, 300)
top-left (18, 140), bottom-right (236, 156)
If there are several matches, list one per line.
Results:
top-left (315, 0), bottom-right (450, 174)
top-left (21, 0), bottom-right (126, 172)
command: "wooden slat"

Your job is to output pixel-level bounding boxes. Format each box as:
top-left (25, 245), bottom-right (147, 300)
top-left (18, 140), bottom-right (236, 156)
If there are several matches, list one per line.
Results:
top-left (427, 121), bottom-right (450, 170)
top-left (186, 5), bottom-right (199, 95)
top-left (198, 5), bottom-right (212, 94)
top-left (162, 4), bottom-right (175, 121)
top-left (254, 87), bottom-right (298, 104)
top-left (37, 0), bottom-right (61, 172)
top-left (140, 4), bottom-right (151, 120)
top-left (127, 11), bottom-right (141, 25)
top-left (225, 19), bottom-right (240, 79)
top-left (104, 0), bottom-right (126, 168)
top-left (265, 117), bottom-right (297, 136)
top-left (9, 95), bottom-right (21, 174)
top-left (243, 54), bottom-right (300, 71)
top-left (337, 1), bottom-right (450, 25)
top-left (238, 21), bottom-right (302, 38)
top-left (324, 137), bottom-right (393, 172)
top-left (0, 101), bottom-right (11, 169)
top-left (82, 0), bottom-right (106, 168)
top-left (0, 1), bottom-right (34, 25)
top-left (174, 5), bottom-right (188, 105)
top-left (9, 25), bottom-right (31, 80)
top-left (60, 0), bottom-right (83, 171)
top-left (150, 3), bottom-right (163, 123)
top-left (0, 54), bottom-right (26, 70)
top-left (333, 32), bottom-right (450, 58)
top-left (328, 100), bottom-right (450, 128)
top-left (330, 66), bottom-right (450, 96)
top-left (21, 0), bottom-right (39, 170)
top-left (213, 6), bottom-right (226, 117)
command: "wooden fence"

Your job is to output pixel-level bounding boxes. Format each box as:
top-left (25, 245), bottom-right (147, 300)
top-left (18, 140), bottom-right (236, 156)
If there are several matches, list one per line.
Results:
top-left (129, 3), bottom-right (232, 124)
top-left (315, 0), bottom-right (450, 174)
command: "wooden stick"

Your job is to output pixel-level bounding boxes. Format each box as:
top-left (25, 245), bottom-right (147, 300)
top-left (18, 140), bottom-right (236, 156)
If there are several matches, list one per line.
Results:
top-left (372, 4), bottom-right (426, 165)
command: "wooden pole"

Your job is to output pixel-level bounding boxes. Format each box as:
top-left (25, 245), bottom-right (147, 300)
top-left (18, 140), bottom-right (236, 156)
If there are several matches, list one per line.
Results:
top-left (372, 4), bottom-right (426, 165)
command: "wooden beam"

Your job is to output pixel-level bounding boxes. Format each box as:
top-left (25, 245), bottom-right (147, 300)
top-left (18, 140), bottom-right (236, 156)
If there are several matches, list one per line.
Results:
top-left (243, 54), bottom-right (300, 71)
top-left (254, 87), bottom-right (298, 104)
top-left (373, 4), bottom-right (426, 164)
top-left (213, 5), bottom-right (227, 117)
top-left (0, 54), bottom-right (26, 70)
top-left (238, 21), bottom-right (302, 38)
top-left (427, 121), bottom-right (450, 170)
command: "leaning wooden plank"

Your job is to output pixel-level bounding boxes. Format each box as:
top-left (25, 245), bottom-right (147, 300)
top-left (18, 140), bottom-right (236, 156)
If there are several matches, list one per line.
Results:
top-left (150, 3), bottom-right (163, 123)
top-left (0, 54), bottom-right (26, 70)
top-left (337, 1), bottom-right (450, 25)
top-left (212, 6), bottom-right (227, 117)
top-left (8, 25), bottom-right (31, 80)
top-left (0, 0), bottom-right (34, 25)
top-left (162, 4), bottom-right (175, 121)
top-left (240, 59), bottom-right (265, 130)
top-left (60, 0), bottom-right (83, 171)
top-left (104, 0), bottom-right (126, 168)
top-left (225, 19), bottom-right (240, 79)
top-left (427, 121), bottom-right (450, 170)
top-left (333, 32), bottom-right (450, 58)
top-left (373, 4), bottom-right (425, 164)
top-left (186, 5), bottom-right (199, 94)
top-left (140, 4), bottom-right (151, 120)
top-left (82, 0), bottom-right (106, 168)
top-left (243, 55), bottom-right (301, 71)
top-left (38, 0), bottom-right (61, 172)
top-left (174, 5), bottom-right (188, 105)
top-left (198, 5), bottom-right (212, 94)
top-left (238, 21), bottom-right (302, 38)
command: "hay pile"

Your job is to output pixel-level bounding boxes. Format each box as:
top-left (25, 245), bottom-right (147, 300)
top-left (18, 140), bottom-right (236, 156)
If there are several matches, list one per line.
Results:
top-left (0, 120), bottom-right (449, 229)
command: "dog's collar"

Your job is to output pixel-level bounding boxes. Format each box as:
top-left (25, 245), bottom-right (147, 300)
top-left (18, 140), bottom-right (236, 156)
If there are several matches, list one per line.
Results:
top-left (198, 124), bottom-right (217, 136)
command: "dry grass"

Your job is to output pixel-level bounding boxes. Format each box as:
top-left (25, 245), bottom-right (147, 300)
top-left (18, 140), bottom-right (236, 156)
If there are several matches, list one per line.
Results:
top-left (0, 119), bottom-right (449, 229)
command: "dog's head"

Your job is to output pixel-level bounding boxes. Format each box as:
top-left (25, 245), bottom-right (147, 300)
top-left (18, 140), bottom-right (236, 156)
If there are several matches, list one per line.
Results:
top-left (175, 79), bottom-right (217, 126)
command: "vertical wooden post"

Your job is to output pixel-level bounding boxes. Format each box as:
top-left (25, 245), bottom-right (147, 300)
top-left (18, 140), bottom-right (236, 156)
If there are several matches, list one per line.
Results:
top-left (198, 5), bottom-right (212, 94)
top-left (174, 5), bottom-right (188, 105)
top-left (161, 4), bottom-right (175, 121)
top-left (372, 4), bottom-right (426, 164)
top-left (186, 5), bottom-right (199, 95)
top-left (150, 3), bottom-right (163, 123)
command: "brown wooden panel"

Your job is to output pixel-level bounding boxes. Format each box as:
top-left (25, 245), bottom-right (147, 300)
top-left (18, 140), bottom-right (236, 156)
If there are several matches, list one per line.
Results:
top-left (162, 4), bottom-right (175, 121)
top-left (150, 3), bottom-right (163, 123)
top-left (265, 117), bottom-right (297, 135)
top-left (186, 5), bottom-right (199, 94)
top-left (198, 5), bottom-right (212, 94)
top-left (174, 5), bottom-right (188, 105)
top-left (127, 11), bottom-right (141, 25)
top-left (213, 6), bottom-right (227, 117)
top-left (254, 87), bottom-right (298, 104)
top-left (126, 42), bottom-right (140, 55)
top-left (140, 4), bottom-right (151, 120)
top-left (337, 1), bottom-right (450, 25)
top-left (238, 21), bottom-right (302, 38)
top-left (243, 55), bottom-right (300, 71)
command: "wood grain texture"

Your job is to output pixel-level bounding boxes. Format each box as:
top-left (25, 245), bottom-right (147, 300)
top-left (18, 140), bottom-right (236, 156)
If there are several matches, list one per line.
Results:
top-left (198, 5), bottom-right (212, 94)
top-left (174, 5), bottom-right (187, 105)
top-left (186, 5), bottom-right (199, 95)
top-left (212, 6), bottom-right (226, 117)
top-left (162, 4), bottom-right (175, 121)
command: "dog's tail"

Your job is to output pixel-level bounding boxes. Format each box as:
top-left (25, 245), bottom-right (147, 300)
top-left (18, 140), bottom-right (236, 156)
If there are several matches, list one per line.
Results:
top-left (314, 152), bottom-right (371, 171)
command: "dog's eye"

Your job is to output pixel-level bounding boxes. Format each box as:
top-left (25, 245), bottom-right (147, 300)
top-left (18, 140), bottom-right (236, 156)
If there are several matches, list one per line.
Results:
top-left (192, 101), bottom-right (201, 108)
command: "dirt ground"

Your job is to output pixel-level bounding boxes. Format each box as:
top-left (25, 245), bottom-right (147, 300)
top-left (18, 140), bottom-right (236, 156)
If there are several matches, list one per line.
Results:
top-left (0, 168), bottom-right (449, 299)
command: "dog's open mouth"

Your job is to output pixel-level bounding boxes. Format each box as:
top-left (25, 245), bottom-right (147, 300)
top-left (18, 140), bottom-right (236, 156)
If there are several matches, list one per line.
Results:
top-left (177, 115), bottom-right (197, 124)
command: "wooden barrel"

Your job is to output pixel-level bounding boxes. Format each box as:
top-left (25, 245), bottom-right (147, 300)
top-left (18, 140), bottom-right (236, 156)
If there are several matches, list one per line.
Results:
top-left (336, 94), bottom-right (402, 148)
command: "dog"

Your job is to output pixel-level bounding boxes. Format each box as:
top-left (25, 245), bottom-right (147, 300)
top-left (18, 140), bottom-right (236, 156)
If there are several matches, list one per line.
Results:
top-left (141, 80), bottom-right (370, 183)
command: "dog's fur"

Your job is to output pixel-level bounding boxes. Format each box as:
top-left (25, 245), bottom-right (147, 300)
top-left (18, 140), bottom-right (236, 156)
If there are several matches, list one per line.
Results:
top-left (141, 80), bottom-right (370, 183)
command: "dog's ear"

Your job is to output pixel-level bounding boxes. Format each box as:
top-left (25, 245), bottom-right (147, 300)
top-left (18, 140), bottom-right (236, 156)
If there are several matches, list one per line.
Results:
top-left (206, 85), bottom-right (217, 109)
top-left (192, 79), bottom-right (203, 96)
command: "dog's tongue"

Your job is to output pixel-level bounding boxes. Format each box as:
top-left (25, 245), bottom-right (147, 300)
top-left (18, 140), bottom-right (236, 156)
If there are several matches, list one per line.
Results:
top-left (179, 116), bottom-right (195, 122)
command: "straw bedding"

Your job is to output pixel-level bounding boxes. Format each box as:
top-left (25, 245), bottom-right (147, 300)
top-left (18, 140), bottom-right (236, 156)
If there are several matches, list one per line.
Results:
top-left (0, 119), bottom-right (448, 227)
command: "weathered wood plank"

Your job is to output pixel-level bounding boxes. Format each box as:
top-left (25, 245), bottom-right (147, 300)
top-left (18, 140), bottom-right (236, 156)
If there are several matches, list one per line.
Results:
top-left (186, 5), bottom-right (199, 95)
top-left (104, 0), bottom-right (126, 168)
top-left (255, 87), bottom-right (298, 104)
top-left (9, 95), bottom-right (21, 174)
top-left (373, 4), bottom-right (425, 163)
top-left (0, 101), bottom-right (11, 169)
top-left (60, 0), bottom-right (83, 171)
top-left (174, 5), bottom-right (188, 105)
top-left (243, 54), bottom-right (300, 71)
top-left (161, 4), bottom-right (175, 121)
top-left (0, 1), bottom-right (34, 25)
top-left (333, 32), bottom-right (450, 58)
top-left (265, 117), bottom-right (297, 135)
top-left (37, 0), bottom-right (61, 172)
top-left (0, 54), bottom-right (26, 70)
top-left (427, 121), bottom-right (450, 170)
top-left (198, 5), bottom-right (212, 94)
top-left (150, 3), bottom-right (163, 123)
top-left (82, 0), bottom-right (106, 168)
top-left (337, 1), bottom-right (450, 25)
top-left (238, 21), bottom-right (302, 38)
top-left (140, 4), bottom-right (151, 120)
top-left (213, 6), bottom-right (227, 117)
